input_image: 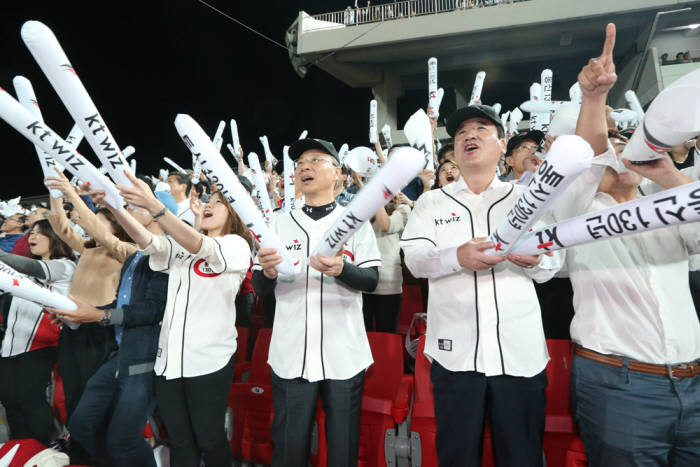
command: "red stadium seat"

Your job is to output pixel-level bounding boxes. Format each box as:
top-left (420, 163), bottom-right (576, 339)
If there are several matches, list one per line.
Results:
top-left (0, 439), bottom-right (69, 466)
top-left (543, 339), bottom-right (588, 467)
top-left (397, 284), bottom-right (423, 335)
top-left (233, 326), bottom-right (250, 382)
top-left (313, 332), bottom-right (413, 467)
top-left (50, 364), bottom-right (67, 426)
top-left (228, 328), bottom-right (273, 463)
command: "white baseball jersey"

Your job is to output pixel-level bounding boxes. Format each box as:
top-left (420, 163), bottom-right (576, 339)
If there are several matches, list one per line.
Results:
top-left (143, 234), bottom-right (250, 379)
top-left (400, 176), bottom-right (563, 377)
top-left (255, 205), bottom-right (381, 382)
top-left (1, 258), bottom-right (75, 357)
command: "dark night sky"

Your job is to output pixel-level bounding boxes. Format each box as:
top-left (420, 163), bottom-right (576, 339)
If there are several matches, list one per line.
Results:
top-left (0, 0), bottom-right (372, 199)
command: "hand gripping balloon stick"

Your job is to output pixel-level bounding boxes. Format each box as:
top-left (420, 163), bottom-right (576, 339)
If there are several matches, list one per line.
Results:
top-left (369, 100), bottom-right (378, 144)
top-left (283, 145), bottom-right (296, 213)
top-left (12, 75), bottom-right (65, 199)
top-left (247, 153), bottom-right (274, 222)
top-left (21, 21), bottom-right (134, 188)
top-left (174, 114), bottom-right (297, 274)
top-left (259, 135), bottom-right (275, 165)
top-left (509, 181), bottom-right (700, 255)
top-left (0, 88), bottom-right (124, 208)
top-left (230, 119), bottom-right (242, 157)
top-left (404, 109), bottom-right (434, 170)
top-left (486, 135), bottom-right (594, 255)
top-left (622, 69), bottom-right (700, 163)
top-left (310, 147), bottom-right (425, 258)
top-left (469, 71), bottom-right (486, 106)
top-left (212, 120), bottom-right (225, 152)
top-left (427, 57), bottom-right (444, 117)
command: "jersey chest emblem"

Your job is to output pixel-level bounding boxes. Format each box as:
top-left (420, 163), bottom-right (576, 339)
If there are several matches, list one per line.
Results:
top-left (193, 259), bottom-right (221, 278)
top-left (434, 212), bottom-right (461, 226)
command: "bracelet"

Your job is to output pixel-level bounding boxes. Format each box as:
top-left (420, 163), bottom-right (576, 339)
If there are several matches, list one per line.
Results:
top-left (152, 207), bottom-right (167, 219)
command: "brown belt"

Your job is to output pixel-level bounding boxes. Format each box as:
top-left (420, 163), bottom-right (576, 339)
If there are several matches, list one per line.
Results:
top-left (574, 346), bottom-right (700, 379)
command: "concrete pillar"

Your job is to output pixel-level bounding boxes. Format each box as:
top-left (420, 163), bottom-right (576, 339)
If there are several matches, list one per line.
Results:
top-left (455, 86), bottom-right (468, 109)
top-left (371, 69), bottom-right (403, 131)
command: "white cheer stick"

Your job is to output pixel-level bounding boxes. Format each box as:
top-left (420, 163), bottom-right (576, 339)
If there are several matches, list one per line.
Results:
top-left (12, 75), bottom-right (65, 199)
top-left (64, 123), bottom-right (83, 150)
top-left (548, 102), bottom-right (581, 137)
top-left (529, 83), bottom-right (544, 131)
top-left (174, 114), bottom-right (296, 274)
top-left (283, 145), bottom-right (295, 213)
top-left (230, 119), bottom-right (241, 157)
top-left (540, 69), bottom-right (553, 131)
top-left (159, 168), bottom-right (169, 181)
top-left (226, 144), bottom-right (238, 161)
top-left (492, 103), bottom-right (502, 116)
top-left (520, 100), bottom-right (564, 113)
top-left (569, 82), bottom-right (583, 104)
top-left (0, 261), bottom-right (76, 310)
top-left (622, 71), bottom-right (700, 162)
top-left (345, 146), bottom-right (378, 177)
top-left (298, 130), bottom-right (308, 140)
top-left (212, 120), bottom-right (225, 152)
top-left (247, 152), bottom-right (274, 222)
top-left (0, 443), bottom-right (20, 467)
top-left (122, 145), bottom-right (135, 158)
top-left (0, 88), bottom-right (123, 208)
top-left (624, 90), bottom-right (644, 121)
top-left (130, 158), bottom-right (137, 174)
top-left (369, 100), bottom-right (378, 144)
top-left (487, 135), bottom-right (594, 255)
top-left (163, 157), bottom-right (187, 174)
top-left (427, 57), bottom-right (444, 117)
top-left (404, 108), bottom-right (434, 170)
top-left (259, 135), bottom-right (275, 165)
top-left (380, 123), bottom-right (393, 149)
top-left (500, 111), bottom-right (510, 131)
top-left (510, 181), bottom-right (700, 255)
top-left (191, 158), bottom-right (201, 183)
top-left (610, 109), bottom-right (638, 123)
top-left (311, 147), bottom-right (424, 258)
top-left (469, 71), bottom-right (486, 106)
top-left (339, 143), bottom-right (350, 165)
top-left (22, 21), bottom-right (134, 188)
top-left (509, 108), bottom-right (523, 135)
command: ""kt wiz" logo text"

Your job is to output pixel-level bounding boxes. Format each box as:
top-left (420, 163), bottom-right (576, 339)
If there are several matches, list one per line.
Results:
top-left (434, 212), bottom-right (461, 226)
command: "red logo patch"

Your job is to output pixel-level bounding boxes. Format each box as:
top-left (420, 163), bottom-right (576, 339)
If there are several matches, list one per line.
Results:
top-left (343, 249), bottom-right (355, 262)
top-left (193, 258), bottom-right (221, 278)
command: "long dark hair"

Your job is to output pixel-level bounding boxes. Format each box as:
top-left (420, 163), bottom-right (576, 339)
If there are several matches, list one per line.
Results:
top-left (84, 208), bottom-right (133, 249)
top-left (204, 190), bottom-right (254, 250)
top-left (31, 219), bottom-right (75, 261)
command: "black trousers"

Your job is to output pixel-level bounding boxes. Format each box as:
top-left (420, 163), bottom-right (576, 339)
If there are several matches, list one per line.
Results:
top-left (155, 355), bottom-right (235, 467)
top-left (431, 362), bottom-right (547, 467)
top-left (0, 347), bottom-right (57, 444)
top-left (362, 293), bottom-right (402, 333)
top-left (270, 369), bottom-right (365, 467)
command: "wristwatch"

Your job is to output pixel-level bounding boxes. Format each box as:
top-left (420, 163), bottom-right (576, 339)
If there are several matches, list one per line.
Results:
top-left (99, 309), bottom-right (113, 326)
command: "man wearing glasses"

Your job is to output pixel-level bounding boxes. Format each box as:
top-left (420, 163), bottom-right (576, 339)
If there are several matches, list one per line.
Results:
top-left (503, 130), bottom-right (545, 185)
top-left (253, 138), bottom-right (381, 467)
top-left (0, 213), bottom-right (28, 253)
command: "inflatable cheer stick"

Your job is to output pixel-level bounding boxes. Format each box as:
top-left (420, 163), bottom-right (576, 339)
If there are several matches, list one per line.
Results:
top-left (230, 119), bottom-right (241, 157)
top-left (510, 181), bottom-right (700, 255)
top-left (212, 120), bottom-right (225, 152)
top-left (12, 75), bottom-right (65, 198)
top-left (369, 100), bottom-right (378, 144)
top-left (22, 21), bottom-right (134, 188)
top-left (404, 108), bottom-right (434, 170)
top-left (174, 114), bottom-right (296, 274)
top-left (311, 147), bottom-right (424, 258)
top-left (487, 135), bottom-right (594, 255)
top-left (0, 88), bottom-right (123, 208)
top-left (247, 152), bottom-right (274, 222)
top-left (469, 71), bottom-right (486, 106)
top-left (282, 145), bottom-right (295, 212)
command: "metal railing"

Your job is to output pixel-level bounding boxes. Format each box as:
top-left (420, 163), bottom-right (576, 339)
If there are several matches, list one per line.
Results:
top-left (311, 0), bottom-right (532, 27)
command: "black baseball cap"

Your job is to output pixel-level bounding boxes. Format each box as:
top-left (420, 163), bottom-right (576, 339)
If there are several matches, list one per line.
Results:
top-left (288, 138), bottom-right (339, 162)
top-left (446, 104), bottom-right (504, 137)
top-left (505, 130), bottom-right (545, 157)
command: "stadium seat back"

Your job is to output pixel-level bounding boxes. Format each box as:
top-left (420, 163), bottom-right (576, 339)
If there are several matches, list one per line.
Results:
top-left (364, 332), bottom-right (404, 400)
top-left (249, 328), bottom-right (272, 385)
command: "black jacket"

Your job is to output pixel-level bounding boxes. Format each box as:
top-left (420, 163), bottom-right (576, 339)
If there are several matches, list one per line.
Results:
top-left (100, 252), bottom-right (168, 378)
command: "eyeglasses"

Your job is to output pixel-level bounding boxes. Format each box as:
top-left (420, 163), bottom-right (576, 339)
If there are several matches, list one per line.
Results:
top-left (515, 144), bottom-right (539, 152)
top-left (294, 157), bottom-right (336, 169)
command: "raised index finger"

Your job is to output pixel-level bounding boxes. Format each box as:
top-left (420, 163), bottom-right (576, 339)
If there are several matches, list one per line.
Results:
top-left (600, 23), bottom-right (616, 59)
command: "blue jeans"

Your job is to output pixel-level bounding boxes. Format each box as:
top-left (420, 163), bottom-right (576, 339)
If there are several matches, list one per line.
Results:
top-left (571, 354), bottom-right (700, 467)
top-left (68, 354), bottom-right (156, 467)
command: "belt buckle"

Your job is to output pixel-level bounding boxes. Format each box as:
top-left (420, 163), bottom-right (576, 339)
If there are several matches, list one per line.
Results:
top-left (667, 364), bottom-right (680, 380)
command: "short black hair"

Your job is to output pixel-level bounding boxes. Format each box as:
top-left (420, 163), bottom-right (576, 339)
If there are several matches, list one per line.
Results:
top-left (437, 143), bottom-right (454, 162)
top-left (168, 171), bottom-right (193, 196)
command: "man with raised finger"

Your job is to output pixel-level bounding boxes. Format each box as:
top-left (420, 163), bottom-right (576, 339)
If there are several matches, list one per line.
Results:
top-left (400, 104), bottom-right (563, 466)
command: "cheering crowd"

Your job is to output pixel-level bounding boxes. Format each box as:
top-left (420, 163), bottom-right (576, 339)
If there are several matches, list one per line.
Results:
top-left (0, 20), bottom-right (698, 467)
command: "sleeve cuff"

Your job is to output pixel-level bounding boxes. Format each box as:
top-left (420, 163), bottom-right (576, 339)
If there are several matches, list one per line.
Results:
top-left (109, 308), bottom-right (125, 325)
top-left (439, 246), bottom-right (462, 273)
top-left (141, 234), bottom-right (165, 255)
